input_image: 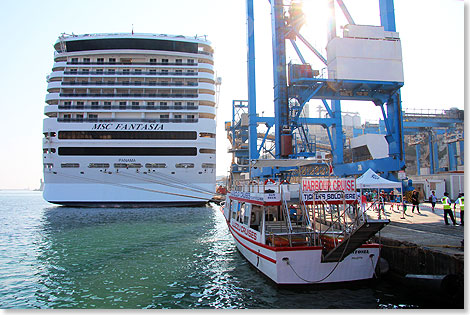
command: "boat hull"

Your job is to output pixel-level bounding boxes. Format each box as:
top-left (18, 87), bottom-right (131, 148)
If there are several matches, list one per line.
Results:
top-left (225, 217), bottom-right (380, 285)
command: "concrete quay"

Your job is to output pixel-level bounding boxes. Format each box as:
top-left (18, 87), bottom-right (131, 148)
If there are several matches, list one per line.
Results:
top-left (373, 202), bottom-right (464, 275)
top-left (371, 202), bottom-right (464, 304)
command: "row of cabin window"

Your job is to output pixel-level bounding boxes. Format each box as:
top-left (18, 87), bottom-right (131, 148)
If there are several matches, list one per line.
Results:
top-left (61, 79), bottom-right (198, 86)
top-left (66, 69), bottom-right (196, 75)
top-left (61, 101), bottom-right (196, 107)
top-left (59, 114), bottom-right (196, 120)
top-left (69, 57), bottom-right (196, 65)
top-left (46, 163), bottom-right (216, 169)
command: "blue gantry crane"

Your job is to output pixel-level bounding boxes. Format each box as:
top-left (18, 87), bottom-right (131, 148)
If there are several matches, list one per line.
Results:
top-left (228, 0), bottom-right (407, 180)
top-left (355, 108), bottom-right (464, 174)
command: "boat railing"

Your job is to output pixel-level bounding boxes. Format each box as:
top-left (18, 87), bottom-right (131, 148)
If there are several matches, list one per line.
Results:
top-left (304, 197), bottom-right (364, 248)
top-left (232, 179), bottom-right (299, 194)
top-left (265, 230), bottom-right (316, 247)
top-left (281, 185), bottom-right (294, 246)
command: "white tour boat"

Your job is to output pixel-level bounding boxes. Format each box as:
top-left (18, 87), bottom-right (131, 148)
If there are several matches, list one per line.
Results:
top-left (222, 160), bottom-right (389, 284)
top-left (43, 33), bottom-right (217, 206)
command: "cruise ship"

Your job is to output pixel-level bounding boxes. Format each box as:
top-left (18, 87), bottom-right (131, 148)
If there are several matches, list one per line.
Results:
top-left (43, 33), bottom-right (217, 206)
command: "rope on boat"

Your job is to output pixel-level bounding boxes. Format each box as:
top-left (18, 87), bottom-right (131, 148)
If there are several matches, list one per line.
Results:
top-left (284, 235), bottom-right (353, 283)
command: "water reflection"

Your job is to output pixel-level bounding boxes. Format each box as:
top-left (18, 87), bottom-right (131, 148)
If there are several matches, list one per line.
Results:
top-left (0, 192), bottom-right (427, 309)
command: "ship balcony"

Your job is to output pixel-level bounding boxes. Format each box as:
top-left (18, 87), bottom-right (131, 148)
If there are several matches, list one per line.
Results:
top-left (50, 92), bottom-right (215, 103)
top-left (44, 105), bottom-right (58, 115)
top-left (55, 104), bottom-right (200, 112)
top-left (64, 60), bottom-right (199, 67)
top-left (58, 92), bottom-right (200, 99)
top-left (51, 81), bottom-right (214, 92)
top-left (52, 61), bottom-right (67, 71)
top-left (45, 93), bottom-right (60, 103)
top-left (48, 71), bottom-right (64, 81)
top-left (197, 63), bottom-right (214, 73)
top-left (197, 105), bottom-right (216, 115)
top-left (62, 70), bottom-right (200, 77)
top-left (56, 117), bottom-right (199, 123)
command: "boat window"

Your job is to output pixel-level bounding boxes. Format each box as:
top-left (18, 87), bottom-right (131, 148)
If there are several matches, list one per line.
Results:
top-left (244, 204), bottom-right (251, 225)
top-left (239, 203), bottom-right (245, 223)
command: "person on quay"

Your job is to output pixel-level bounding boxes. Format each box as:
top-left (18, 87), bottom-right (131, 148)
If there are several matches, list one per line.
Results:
top-left (411, 190), bottom-right (421, 214)
top-left (429, 190), bottom-right (437, 212)
top-left (442, 192), bottom-right (457, 226)
top-left (455, 193), bottom-right (464, 226)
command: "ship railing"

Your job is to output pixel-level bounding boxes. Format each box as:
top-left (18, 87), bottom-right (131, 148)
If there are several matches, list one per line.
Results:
top-left (62, 81), bottom-right (199, 87)
top-left (66, 61), bottom-right (199, 66)
top-left (58, 105), bottom-right (198, 111)
top-left (63, 71), bottom-right (198, 76)
top-left (59, 93), bottom-right (198, 98)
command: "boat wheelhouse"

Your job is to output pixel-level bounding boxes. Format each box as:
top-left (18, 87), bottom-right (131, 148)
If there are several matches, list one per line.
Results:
top-left (43, 33), bottom-right (217, 206)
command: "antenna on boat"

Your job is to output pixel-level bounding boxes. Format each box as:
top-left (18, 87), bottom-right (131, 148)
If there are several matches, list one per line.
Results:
top-left (131, 24), bottom-right (134, 35)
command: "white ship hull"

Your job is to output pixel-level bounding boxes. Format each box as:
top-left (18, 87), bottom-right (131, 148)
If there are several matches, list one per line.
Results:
top-left (42, 33), bottom-right (217, 206)
top-left (44, 182), bottom-right (214, 206)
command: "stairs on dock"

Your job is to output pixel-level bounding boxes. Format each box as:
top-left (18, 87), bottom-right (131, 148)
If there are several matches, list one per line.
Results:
top-left (322, 219), bottom-right (390, 263)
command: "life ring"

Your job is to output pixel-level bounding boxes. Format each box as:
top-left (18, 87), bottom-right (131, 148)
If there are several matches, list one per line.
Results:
top-left (264, 178), bottom-right (276, 185)
top-left (280, 179), bottom-right (290, 184)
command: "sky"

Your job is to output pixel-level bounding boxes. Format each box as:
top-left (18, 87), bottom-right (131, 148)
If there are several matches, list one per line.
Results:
top-left (0, 0), bottom-right (464, 189)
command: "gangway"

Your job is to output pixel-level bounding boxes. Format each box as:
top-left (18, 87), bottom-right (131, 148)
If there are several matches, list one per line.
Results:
top-left (322, 219), bottom-right (389, 263)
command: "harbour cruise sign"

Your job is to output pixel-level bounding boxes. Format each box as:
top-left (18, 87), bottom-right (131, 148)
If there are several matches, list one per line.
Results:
top-left (301, 178), bottom-right (357, 204)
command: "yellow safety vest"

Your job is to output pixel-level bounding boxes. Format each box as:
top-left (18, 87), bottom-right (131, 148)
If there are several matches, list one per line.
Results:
top-left (458, 197), bottom-right (464, 211)
top-left (442, 196), bottom-right (451, 210)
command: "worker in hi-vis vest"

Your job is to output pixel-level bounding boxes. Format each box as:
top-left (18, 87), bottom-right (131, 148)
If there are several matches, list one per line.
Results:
top-left (455, 193), bottom-right (464, 226)
top-left (442, 192), bottom-right (457, 226)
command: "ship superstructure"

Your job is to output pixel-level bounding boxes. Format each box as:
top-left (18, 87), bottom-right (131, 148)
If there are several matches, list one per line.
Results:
top-left (43, 33), bottom-right (216, 206)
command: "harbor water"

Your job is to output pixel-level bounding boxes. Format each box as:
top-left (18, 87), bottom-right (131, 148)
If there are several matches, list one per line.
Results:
top-left (0, 190), bottom-right (449, 309)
